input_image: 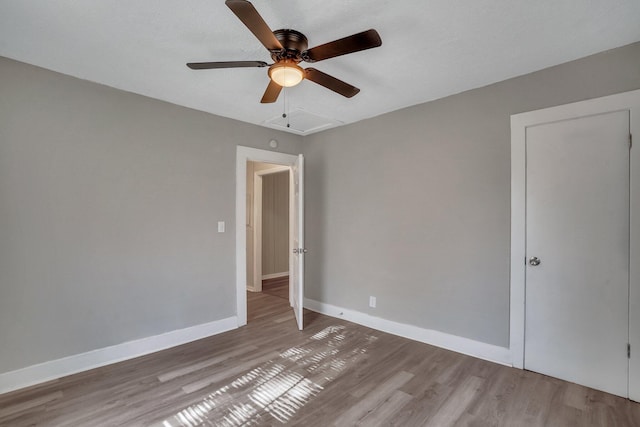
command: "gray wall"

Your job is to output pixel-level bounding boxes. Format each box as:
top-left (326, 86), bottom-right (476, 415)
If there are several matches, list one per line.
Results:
top-left (0, 57), bottom-right (302, 374)
top-left (302, 42), bottom-right (640, 347)
top-left (262, 171), bottom-right (289, 275)
top-left (2, 41), bottom-right (639, 376)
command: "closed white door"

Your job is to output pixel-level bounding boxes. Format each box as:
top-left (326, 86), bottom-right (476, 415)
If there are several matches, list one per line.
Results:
top-left (290, 154), bottom-right (304, 330)
top-left (525, 110), bottom-right (630, 397)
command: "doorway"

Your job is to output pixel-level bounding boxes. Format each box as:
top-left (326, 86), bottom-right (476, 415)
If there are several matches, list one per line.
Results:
top-left (235, 146), bottom-right (305, 330)
top-left (246, 162), bottom-right (292, 319)
top-left (510, 89), bottom-right (640, 400)
top-left (246, 162), bottom-right (290, 294)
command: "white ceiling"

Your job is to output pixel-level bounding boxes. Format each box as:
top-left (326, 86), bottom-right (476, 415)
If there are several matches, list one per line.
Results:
top-left (1, 0), bottom-right (639, 135)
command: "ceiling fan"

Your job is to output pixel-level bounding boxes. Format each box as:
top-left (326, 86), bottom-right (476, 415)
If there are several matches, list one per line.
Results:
top-left (187, 0), bottom-right (382, 103)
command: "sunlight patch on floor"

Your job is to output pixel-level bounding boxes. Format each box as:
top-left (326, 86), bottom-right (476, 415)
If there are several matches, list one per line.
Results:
top-left (160, 325), bottom-right (377, 426)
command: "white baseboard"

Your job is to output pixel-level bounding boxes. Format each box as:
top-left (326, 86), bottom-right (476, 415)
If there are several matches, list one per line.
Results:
top-left (304, 298), bottom-right (512, 367)
top-left (0, 316), bottom-right (238, 395)
top-left (262, 272), bottom-right (289, 280)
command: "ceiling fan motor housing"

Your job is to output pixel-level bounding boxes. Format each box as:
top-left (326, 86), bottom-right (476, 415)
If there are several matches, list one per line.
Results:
top-left (271, 29), bottom-right (308, 62)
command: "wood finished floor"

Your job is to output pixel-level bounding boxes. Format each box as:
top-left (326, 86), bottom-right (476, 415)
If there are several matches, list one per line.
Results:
top-left (261, 276), bottom-right (289, 301)
top-left (1, 292), bottom-right (639, 426)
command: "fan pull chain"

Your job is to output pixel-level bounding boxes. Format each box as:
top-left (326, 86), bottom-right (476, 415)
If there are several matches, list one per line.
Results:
top-left (282, 87), bottom-right (286, 121)
top-left (282, 87), bottom-right (291, 128)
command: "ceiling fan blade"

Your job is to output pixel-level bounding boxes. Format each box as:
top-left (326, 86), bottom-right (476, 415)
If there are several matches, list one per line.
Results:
top-left (260, 80), bottom-right (283, 103)
top-left (187, 61), bottom-right (268, 69)
top-left (225, 0), bottom-right (283, 51)
top-left (304, 68), bottom-right (360, 98)
top-left (302, 29), bottom-right (382, 62)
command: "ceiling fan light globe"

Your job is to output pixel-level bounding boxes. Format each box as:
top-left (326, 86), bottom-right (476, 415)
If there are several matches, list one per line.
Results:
top-left (269, 62), bottom-right (304, 87)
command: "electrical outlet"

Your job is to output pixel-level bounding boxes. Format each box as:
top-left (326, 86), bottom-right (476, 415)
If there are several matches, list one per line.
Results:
top-left (369, 296), bottom-right (377, 308)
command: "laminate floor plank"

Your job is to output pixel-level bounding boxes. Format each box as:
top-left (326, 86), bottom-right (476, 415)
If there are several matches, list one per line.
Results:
top-left (1, 291), bottom-right (639, 426)
top-left (157, 343), bottom-right (259, 382)
top-left (331, 371), bottom-right (414, 426)
top-left (461, 365), bottom-right (519, 426)
top-left (355, 389), bottom-right (413, 426)
top-left (424, 375), bottom-right (484, 427)
top-left (262, 277), bottom-right (289, 300)
top-left (0, 391), bottom-right (63, 419)
top-left (181, 350), bottom-right (281, 394)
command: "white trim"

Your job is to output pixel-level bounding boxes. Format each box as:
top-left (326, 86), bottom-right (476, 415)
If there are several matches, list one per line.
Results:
top-left (304, 298), bottom-right (511, 366)
top-left (256, 165), bottom-right (290, 175)
top-left (510, 90), bottom-right (640, 390)
top-left (0, 316), bottom-right (237, 395)
top-left (288, 163), bottom-right (296, 308)
top-left (253, 172), bottom-right (263, 292)
top-left (236, 146), bottom-right (300, 327)
top-left (262, 272), bottom-right (289, 280)
top-left (510, 111), bottom-right (527, 370)
top-left (293, 154), bottom-right (305, 330)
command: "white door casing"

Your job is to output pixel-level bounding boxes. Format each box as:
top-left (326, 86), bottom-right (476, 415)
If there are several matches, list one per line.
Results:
top-left (291, 154), bottom-right (304, 330)
top-left (525, 111), bottom-right (629, 397)
top-left (236, 146), bottom-right (304, 329)
top-left (510, 89), bottom-right (640, 401)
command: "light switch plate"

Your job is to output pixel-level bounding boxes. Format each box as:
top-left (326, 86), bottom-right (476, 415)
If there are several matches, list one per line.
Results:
top-left (217, 221), bottom-right (225, 233)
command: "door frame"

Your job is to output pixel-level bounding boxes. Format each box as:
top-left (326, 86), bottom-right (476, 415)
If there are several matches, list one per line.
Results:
top-left (252, 165), bottom-right (291, 292)
top-left (236, 146), bottom-right (300, 327)
top-left (510, 89), bottom-right (640, 400)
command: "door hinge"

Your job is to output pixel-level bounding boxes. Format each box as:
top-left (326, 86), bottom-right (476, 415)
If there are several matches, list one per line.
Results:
top-left (630, 134), bottom-right (633, 149)
top-left (628, 343), bottom-right (631, 359)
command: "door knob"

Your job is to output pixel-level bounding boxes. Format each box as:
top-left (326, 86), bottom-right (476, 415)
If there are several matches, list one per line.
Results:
top-left (529, 256), bottom-right (541, 266)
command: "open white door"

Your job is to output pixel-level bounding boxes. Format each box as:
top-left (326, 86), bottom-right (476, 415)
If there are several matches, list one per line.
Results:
top-left (290, 154), bottom-right (304, 330)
